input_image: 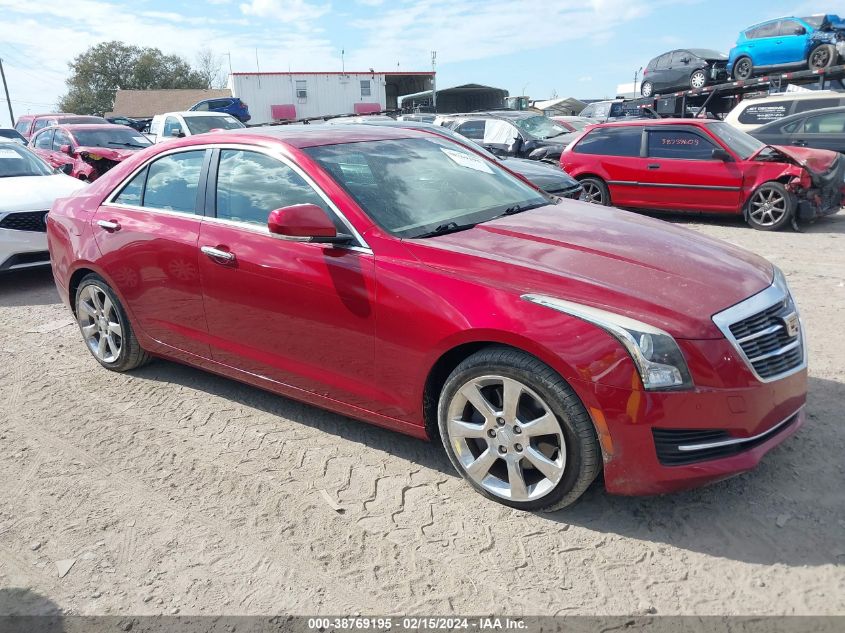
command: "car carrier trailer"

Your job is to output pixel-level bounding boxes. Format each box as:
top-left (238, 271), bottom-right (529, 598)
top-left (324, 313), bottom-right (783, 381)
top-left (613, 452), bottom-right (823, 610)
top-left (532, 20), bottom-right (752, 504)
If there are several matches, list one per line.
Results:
top-left (625, 63), bottom-right (845, 119)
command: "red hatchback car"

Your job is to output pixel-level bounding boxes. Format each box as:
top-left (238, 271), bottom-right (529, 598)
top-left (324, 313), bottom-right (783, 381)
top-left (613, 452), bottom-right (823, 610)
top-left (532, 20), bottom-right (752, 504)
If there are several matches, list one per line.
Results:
top-left (48, 126), bottom-right (807, 510)
top-left (561, 118), bottom-right (844, 230)
top-left (29, 123), bottom-right (152, 182)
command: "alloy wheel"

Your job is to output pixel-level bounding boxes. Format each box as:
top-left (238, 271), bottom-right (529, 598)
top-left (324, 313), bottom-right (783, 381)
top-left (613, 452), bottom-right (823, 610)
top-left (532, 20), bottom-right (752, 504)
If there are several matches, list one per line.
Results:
top-left (446, 375), bottom-right (566, 502)
top-left (810, 47), bottom-right (831, 69)
top-left (690, 71), bottom-right (706, 89)
top-left (580, 181), bottom-right (604, 204)
top-left (77, 285), bottom-right (123, 363)
top-left (735, 58), bottom-right (752, 79)
top-left (749, 187), bottom-right (787, 227)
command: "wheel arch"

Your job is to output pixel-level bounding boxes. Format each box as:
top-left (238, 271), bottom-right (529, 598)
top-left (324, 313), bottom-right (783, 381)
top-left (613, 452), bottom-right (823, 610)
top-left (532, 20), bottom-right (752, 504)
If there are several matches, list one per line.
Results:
top-left (421, 336), bottom-right (595, 443)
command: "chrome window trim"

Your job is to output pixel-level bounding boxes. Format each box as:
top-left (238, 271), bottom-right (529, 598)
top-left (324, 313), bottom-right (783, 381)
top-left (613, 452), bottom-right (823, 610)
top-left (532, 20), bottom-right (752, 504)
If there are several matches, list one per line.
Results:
top-left (712, 274), bottom-right (807, 383)
top-left (677, 407), bottom-right (802, 452)
top-left (104, 142), bottom-right (370, 251)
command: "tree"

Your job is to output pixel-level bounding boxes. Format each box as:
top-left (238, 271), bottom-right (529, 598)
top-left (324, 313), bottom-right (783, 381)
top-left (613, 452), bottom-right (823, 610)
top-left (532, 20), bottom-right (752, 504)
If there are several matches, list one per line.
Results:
top-left (195, 48), bottom-right (224, 89)
top-left (59, 41), bottom-right (207, 115)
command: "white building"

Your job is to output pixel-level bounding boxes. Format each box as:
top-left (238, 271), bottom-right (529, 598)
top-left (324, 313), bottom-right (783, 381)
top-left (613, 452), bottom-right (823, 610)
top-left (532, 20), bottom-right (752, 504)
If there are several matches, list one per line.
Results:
top-left (228, 71), bottom-right (435, 124)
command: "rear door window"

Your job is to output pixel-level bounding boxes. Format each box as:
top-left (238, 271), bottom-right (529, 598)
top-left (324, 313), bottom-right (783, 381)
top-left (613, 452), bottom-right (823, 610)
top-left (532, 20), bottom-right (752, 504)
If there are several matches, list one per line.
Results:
top-left (142, 150), bottom-right (207, 214)
top-left (747, 22), bottom-right (778, 39)
top-left (793, 98), bottom-right (841, 114)
top-left (778, 20), bottom-right (804, 36)
top-left (647, 129), bottom-right (716, 160)
top-left (34, 130), bottom-right (53, 150)
top-left (573, 126), bottom-right (643, 156)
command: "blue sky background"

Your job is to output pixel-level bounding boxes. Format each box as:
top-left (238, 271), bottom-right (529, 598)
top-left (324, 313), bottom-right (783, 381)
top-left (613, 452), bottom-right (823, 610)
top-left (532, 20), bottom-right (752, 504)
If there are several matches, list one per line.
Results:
top-left (1, 0), bottom-right (844, 126)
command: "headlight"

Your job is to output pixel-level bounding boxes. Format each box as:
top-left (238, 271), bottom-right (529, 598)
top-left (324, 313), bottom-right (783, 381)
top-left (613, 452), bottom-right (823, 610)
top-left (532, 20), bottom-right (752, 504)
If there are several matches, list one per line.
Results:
top-left (522, 294), bottom-right (694, 390)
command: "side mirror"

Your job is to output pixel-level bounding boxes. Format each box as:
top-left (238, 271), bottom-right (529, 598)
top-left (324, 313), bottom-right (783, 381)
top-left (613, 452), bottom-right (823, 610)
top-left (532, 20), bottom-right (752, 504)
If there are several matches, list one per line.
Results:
top-left (681, 57), bottom-right (690, 64)
top-left (170, 128), bottom-right (184, 138)
top-left (58, 164), bottom-right (73, 174)
top-left (712, 148), bottom-right (732, 161)
top-left (267, 204), bottom-right (352, 244)
top-left (794, 26), bottom-right (806, 35)
top-left (60, 144), bottom-right (72, 155)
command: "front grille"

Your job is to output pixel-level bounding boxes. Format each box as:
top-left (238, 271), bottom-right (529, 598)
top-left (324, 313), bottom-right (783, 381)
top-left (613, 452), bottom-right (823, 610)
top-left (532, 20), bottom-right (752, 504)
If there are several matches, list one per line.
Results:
top-left (727, 297), bottom-right (803, 379)
top-left (713, 277), bottom-right (805, 382)
top-left (653, 413), bottom-right (800, 466)
top-left (0, 210), bottom-right (48, 232)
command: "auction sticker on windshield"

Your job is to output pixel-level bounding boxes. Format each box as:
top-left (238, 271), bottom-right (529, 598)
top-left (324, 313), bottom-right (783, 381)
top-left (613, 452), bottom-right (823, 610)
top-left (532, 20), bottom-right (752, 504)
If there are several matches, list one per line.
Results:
top-left (440, 147), bottom-right (493, 174)
top-left (0, 148), bottom-right (21, 159)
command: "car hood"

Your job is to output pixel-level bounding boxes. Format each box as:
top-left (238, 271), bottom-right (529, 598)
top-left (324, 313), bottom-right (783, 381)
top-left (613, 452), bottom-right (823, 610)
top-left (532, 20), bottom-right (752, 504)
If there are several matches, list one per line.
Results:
top-left (75, 146), bottom-right (139, 161)
top-left (404, 203), bottom-right (773, 339)
top-left (0, 174), bottom-right (86, 213)
top-left (501, 157), bottom-right (580, 190)
top-left (765, 144), bottom-right (840, 175)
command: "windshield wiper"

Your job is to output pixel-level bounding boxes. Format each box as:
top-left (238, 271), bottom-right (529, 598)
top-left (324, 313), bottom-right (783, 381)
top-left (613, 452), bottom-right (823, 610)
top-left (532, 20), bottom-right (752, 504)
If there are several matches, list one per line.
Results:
top-left (413, 221), bottom-right (477, 239)
top-left (107, 141), bottom-right (147, 148)
top-left (497, 201), bottom-right (547, 217)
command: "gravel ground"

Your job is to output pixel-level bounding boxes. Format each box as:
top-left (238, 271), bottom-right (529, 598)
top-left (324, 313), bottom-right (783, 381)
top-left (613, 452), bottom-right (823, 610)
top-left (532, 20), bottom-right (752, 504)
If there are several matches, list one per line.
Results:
top-left (0, 213), bottom-right (843, 617)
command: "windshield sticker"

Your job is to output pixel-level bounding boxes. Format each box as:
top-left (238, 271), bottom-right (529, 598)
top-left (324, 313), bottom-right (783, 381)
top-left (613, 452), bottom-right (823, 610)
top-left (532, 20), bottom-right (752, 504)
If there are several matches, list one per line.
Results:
top-left (132, 136), bottom-right (148, 144)
top-left (440, 147), bottom-right (493, 174)
top-left (0, 148), bottom-right (21, 159)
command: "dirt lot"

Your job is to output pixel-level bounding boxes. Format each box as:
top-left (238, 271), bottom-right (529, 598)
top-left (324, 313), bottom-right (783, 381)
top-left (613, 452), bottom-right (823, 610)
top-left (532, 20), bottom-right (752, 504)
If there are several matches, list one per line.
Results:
top-left (0, 214), bottom-right (843, 617)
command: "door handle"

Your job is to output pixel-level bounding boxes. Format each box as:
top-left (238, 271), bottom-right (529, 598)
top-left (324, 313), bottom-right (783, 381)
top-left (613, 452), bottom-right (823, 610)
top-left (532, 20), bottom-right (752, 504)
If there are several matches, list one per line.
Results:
top-left (647, 164), bottom-right (661, 170)
top-left (794, 139), bottom-right (807, 146)
top-left (97, 219), bottom-right (121, 232)
top-left (201, 245), bottom-right (236, 264)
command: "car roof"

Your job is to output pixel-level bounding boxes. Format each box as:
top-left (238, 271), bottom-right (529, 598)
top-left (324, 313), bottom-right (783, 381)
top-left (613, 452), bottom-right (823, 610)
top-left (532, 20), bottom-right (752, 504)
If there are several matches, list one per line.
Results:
top-left (594, 118), bottom-right (710, 128)
top-left (440, 111), bottom-right (538, 120)
top-left (56, 123), bottom-right (134, 131)
top-left (157, 111), bottom-right (238, 118)
top-left (183, 123), bottom-right (426, 149)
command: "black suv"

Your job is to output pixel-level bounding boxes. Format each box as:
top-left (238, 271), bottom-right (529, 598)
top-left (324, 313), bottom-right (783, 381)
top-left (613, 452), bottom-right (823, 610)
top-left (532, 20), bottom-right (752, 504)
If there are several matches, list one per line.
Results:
top-left (435, 111), bottom-right (576, 162)
top-left (641, 49), bottom-right (728, 97)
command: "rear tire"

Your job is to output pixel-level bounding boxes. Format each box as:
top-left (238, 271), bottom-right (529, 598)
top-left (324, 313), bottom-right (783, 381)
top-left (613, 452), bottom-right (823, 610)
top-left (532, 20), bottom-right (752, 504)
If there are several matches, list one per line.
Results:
top-left (74, 274), bottom-right (151, 371)
top-left (733, 57), bottom-right (753, 80)
top-left (641, 81), bottom-right (654, 97)
top-left (578, 176), bottom-right (610, 206)
top-left (809, 44), bottom-right (836, 71)
top-left (438, 347), bottom-right (601, 511)
top-left (746, 182), bottom-right (796, 231)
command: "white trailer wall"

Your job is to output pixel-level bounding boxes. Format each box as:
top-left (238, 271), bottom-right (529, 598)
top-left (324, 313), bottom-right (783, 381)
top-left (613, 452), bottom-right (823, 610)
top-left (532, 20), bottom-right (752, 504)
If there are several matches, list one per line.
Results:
top-left (230, 73), bottom-right (387, 124)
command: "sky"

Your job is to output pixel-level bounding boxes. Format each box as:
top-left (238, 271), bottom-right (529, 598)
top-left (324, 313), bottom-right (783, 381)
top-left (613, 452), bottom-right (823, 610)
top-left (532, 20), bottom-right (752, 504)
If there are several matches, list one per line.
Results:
top-left (1, 0), bottom-right (844, 127)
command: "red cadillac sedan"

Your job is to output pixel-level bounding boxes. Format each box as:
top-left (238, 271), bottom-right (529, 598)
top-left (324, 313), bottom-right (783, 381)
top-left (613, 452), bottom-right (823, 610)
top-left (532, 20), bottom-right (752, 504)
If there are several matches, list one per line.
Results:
top-left (560, 118), bottom-right (843, 230)
top-left (47, 125), bottom-right (807, 510)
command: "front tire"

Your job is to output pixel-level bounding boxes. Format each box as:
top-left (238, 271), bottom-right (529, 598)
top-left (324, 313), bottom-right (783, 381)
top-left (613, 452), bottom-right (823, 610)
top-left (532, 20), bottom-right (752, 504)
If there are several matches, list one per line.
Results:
top-left (75, 274), bottom-right (151, 371)
top-left (578, 176), bottom-right (610, 206)
top-left (733, 57), bottom-right (753, 80)
top-left (746, 182), bottom-right (796, 231)
top-left (438, 347), bottom-right (601, 511)
top-left (809, 44), bottom-right (836, 71)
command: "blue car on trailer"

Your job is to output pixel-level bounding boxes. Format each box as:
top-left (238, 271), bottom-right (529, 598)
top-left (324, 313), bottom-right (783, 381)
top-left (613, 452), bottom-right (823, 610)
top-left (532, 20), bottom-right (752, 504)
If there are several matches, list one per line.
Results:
top-left (728, 14), bottom-right (845, 80)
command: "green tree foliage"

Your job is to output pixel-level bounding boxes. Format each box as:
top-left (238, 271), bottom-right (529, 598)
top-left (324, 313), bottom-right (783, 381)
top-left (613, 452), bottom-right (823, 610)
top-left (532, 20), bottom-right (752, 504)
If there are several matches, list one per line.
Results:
top-left (59, 41), bottom-right (207, 115)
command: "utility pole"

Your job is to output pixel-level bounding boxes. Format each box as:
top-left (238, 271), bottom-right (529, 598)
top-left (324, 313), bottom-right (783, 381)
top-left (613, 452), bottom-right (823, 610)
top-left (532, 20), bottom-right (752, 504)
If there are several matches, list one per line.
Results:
top-left (633, 66), bottom-right (642, 97)
top-left (0, 58), bottom-right (13, 126)
top-left (431, 51), bottom-right (437, 113)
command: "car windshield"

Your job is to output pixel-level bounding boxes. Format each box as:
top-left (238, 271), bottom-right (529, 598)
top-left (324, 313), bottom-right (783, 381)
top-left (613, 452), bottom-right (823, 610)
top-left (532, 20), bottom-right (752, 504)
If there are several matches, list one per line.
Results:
top-left (72, 128), bottom-right (152, 149)
top-left (687, 49), bottom-right (727, 60)
top-left (425, 125), bottom-right (499, 161)
top-left (561, 119), bottom-right (590, 131)
top-left (513, 115), bottom-right (570, 140)
top-left (305, 137), bottom-right (548, 238)
top-left (707, 121), bottom-right (766, 159)
top-left (0, 143), bottom-right (54, 177)
top-left (184, 115), bottom-right (245, 134)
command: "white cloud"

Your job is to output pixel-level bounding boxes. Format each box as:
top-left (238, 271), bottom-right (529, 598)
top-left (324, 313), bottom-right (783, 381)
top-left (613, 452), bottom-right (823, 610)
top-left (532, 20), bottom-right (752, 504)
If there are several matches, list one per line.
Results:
top-left (239, 0), bottom-right (330, 22)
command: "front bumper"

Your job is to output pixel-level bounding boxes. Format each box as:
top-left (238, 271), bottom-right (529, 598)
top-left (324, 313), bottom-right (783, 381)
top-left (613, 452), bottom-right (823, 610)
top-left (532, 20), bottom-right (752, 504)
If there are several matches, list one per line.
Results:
top-left (570, 364), bottom-right (807, 496)
top-left (0, 227), bottom-right (49, 272)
